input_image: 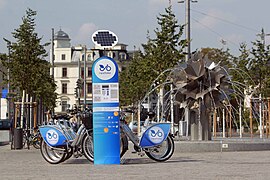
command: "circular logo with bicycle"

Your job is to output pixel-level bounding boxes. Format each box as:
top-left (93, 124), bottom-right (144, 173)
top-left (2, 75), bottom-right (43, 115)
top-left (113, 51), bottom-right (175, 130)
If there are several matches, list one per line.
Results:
top-left (95, 58), bottom-right (116, 80)
top-left (46, 129), bottom-right (59, 145)
top-left (148, 126), bottom-right (164, 144)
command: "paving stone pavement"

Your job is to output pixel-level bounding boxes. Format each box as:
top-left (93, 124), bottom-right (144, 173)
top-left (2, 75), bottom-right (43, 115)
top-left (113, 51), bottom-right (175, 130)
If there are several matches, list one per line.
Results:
top-left (1, 143), bottom-right (270, 180)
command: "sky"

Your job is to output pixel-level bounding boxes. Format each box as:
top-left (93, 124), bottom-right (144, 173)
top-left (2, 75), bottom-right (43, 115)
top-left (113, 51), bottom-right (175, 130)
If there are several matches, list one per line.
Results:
top-left (1, 0), bottom-right (270, 56)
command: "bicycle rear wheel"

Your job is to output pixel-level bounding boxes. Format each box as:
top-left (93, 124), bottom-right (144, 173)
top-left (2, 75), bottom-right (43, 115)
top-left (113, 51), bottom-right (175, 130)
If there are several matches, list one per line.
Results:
top-left (32, 135), bottom-right (41, 149)
top-left (145, 135), bottom-right (174, 162)
top-left (40, 139), bottom-right (66, 164)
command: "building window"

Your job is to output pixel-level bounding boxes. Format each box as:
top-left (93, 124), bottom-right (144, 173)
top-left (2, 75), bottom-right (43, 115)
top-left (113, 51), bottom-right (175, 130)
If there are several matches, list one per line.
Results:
top-left (87, 67), bottom-right (92, 77)
top-left (62, 83), bottom-right (67, 94)
top-left (108, 51), bottom-right (113, 58)
top-left (62, 68), bottom-right (67, 77)
top-left (61, 54), bottom-right (66, 60)
top-left (81, 69), bottom-right (84, 78)
top-left (61, 100), bottom-right (68, 112)
top-left (87, 83), bottom-right (92, 94)
top-left (87, 54), bottom-right (92, 61)
top-left (119, 52), bottom-right (126, 60)
top-left (82, 54), bottom-right (85, 61)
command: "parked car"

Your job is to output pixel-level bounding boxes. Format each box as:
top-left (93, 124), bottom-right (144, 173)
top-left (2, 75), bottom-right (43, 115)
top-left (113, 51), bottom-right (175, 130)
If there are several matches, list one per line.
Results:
top-left (0, 119), bottom-right (11, 130)
top-left (129, 121), bottom-right (145, 133)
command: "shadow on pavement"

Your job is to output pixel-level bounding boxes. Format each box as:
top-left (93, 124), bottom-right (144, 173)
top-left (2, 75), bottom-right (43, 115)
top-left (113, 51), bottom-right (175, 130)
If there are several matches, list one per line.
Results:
top-left (121, 157), bottom-right (203, 165)
top-left (63, 158), bottom-right (91, 164)
top-left (59, 156), bottom-right (203, 165)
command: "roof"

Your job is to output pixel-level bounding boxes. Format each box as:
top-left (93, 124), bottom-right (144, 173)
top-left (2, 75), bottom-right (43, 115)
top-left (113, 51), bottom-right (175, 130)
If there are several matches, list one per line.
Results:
top-left (54, 29), bottom-right (70, 40)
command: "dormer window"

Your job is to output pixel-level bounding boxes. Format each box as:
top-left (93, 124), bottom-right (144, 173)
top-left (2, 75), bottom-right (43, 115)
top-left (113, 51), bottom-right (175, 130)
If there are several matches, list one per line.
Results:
top-left (62, 54), bottom-right (66, 60)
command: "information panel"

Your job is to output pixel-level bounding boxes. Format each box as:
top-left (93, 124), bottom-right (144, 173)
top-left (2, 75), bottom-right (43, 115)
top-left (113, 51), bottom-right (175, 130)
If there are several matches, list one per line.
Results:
top-left (92, 56), bottom-right (120, 165)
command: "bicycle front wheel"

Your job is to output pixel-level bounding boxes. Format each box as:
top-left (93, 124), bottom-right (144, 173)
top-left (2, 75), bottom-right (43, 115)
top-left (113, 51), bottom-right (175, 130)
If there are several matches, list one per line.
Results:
top-left (82, 131), bottom-right (94, 162)
top-left (40, 139), bottom-right (66, 164)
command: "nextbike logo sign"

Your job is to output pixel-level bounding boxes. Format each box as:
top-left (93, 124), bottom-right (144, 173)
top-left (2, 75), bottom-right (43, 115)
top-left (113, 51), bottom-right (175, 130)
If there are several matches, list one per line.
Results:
top-left (46, 129), bottom-right (59, 145)
top-left (148, 126), bottom-right (164, 144)
top-left (94, 58), bottom-right (116, 81)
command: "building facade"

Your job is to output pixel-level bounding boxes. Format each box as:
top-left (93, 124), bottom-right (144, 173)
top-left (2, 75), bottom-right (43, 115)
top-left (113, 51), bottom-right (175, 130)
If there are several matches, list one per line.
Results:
top-left (51, 29), bottom-right (130, 114)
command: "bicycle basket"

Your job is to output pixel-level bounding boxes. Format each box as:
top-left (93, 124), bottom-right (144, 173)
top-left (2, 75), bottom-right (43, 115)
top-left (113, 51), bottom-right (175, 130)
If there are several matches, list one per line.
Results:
top-left (82, 112), bottom-right (93, 129)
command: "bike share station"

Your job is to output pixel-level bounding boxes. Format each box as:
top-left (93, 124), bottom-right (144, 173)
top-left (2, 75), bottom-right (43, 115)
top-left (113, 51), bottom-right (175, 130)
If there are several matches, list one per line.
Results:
top-left (91, 30), bottom-right (174, 165)
top-left (91, 30), bottom-right (121, 164)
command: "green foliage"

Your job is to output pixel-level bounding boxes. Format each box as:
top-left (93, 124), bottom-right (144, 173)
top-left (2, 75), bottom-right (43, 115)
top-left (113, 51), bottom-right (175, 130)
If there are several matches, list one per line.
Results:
top-left (249, 38), bottom-right (270, 97)
top-left (0, 8), bottom-right (57, 109)
top-left (229, 43), bottom-right (252, 97)
top-left (120, 6), bottom-right (186, 106)
top-left (201, 47), bottom-right (235, 68)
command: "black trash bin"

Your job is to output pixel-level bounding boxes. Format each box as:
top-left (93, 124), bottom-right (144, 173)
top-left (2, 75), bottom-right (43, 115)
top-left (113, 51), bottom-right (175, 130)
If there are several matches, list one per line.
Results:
top-left (14, 127), bottom-right (23, 149)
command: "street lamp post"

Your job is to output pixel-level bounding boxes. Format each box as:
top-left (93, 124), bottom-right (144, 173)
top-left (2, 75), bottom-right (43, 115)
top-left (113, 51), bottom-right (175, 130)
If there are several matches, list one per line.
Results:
top-left (74, 46), bottom-right (83, 107)
top-left (51, 28), bottom-right (55, 115)
top-left (178, 0), bottom-right (198, 139)
top-left (178, 0), bottom-right (198, 62)
top-left (74, 45), bottom-right (87, 109)
top-left (51, 28), bottom-right (55, 80)
top-left (83, 45), bottom-right (87, 109)
top-left (7, 41), bottom-right (11, 120)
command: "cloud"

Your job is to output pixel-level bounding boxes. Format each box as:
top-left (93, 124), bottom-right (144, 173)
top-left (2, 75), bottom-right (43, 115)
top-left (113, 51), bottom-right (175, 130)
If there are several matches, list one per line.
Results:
top-left (74, 23), bottom-right (98, 44)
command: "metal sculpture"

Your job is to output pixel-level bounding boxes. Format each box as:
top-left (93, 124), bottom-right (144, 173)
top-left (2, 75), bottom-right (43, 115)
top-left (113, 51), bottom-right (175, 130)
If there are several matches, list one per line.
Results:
top-left (170, 52), bottom-right (232, 140)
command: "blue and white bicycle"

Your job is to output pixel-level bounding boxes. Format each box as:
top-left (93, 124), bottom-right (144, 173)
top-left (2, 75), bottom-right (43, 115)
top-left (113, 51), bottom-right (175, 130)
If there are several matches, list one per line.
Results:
top-left (38, 110), bottom-right (94, 164)
top-left (119, 111), bottom-right (175, 162)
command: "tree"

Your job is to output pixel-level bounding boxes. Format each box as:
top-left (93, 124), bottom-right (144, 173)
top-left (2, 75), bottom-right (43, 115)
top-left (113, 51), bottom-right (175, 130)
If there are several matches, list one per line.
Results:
top-left (229, 43), bottom-right (252, 96)
top-left (0, 8), bottom-right (57, 109)
top-left (201, 47), bottom-right (235, 68)
top-left (120, 6), bottom-right (186, 106)
top-left (249, 36), bottom-right (270, 97)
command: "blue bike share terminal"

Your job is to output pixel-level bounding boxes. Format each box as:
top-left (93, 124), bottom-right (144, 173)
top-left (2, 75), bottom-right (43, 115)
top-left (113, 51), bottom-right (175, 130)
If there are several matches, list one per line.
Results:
top-left (92, 56), bottom-right (120, 165)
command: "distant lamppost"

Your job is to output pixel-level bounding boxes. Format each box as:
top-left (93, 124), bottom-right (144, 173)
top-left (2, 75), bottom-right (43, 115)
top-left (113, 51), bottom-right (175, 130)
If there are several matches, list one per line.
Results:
top-left (257, 28), bottom-right (270, 47)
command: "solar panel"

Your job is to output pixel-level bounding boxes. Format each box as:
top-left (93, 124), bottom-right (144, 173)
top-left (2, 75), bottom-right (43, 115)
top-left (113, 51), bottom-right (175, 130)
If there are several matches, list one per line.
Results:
top-left (92, 30), bottom-right (118, 48)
